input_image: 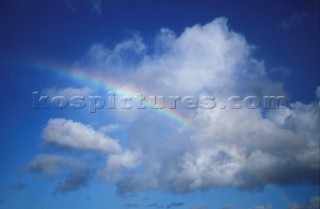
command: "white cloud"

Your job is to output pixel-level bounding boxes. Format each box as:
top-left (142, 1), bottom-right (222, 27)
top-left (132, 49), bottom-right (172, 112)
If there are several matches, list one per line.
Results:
top-left (30, 18), bottom-right (319, 195)
top-left (98, 124), bottom-right (121, 134)
top-left (88, 18), bottom-right (318, 194)
top-left (99, 149), bottom-right (141, 181)
top-left (76, 18), bottom-right (320, 194)
top-left (42, 86), bottom-right (93, 98)
top-left (42, 118), bottom-right (121, 153)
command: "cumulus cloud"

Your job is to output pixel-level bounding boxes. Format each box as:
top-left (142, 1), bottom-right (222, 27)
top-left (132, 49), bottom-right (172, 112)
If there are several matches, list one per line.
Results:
top-left (42, 118), bottom-right (121, 153)
top-left (98, 124), bottom-right (122, 134)
top-left (88, 18), bottom-right (318, 194)
top-left (30, 18), bottom-right (319, 195)
top-left (99, 149), bottom-right (142, 181)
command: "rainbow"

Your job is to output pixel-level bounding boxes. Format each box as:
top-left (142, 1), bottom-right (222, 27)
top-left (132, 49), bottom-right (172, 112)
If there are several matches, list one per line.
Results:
top-left (33, 62), bottom-right (192, 128)
top-left (31, 61), bottom-right (291, 207)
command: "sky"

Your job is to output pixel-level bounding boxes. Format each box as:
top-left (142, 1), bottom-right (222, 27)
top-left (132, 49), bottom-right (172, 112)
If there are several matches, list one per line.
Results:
top-left (0, 0), bottom-right (319, 209)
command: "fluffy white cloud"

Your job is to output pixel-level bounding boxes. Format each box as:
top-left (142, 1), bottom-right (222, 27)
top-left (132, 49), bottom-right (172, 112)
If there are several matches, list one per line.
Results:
top-left (87, 18), bottom-right (318, 194)
top-left (99, 149), bottom-right (142, 181)
top-left (30, 18), bottom-right (319, 195)
top-left (42, 118), bottom-right (121, 153)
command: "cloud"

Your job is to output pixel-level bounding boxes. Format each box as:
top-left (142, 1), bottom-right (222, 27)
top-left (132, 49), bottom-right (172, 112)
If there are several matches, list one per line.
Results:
top-left (42, 87), bottom-right (93, 98)
top-left (28, 154), bottom-right (85, 178)
top-left (10, 0), bottom-right (119, 15)
top-left (30, 18), bottom-right (319, 195)
top-left (287, 196), bottom-right (320, 209)
top-left (269, 66), bottom-right (291, 80)
top-left (28, 154), bottom-right (90, 194)
top-left (98, 124), bottom-right (122, 134)
top-left (316, 86), bottom-right (320, 99)
top-left (221, 203), bottom-right (234, 209)
top-left (166, 202), bottom-right (185, 209)
top-left (10, 182), bottom-right (27, 190)
top-left (99, 149), bottom-right (142, 181)
top-left (147, 203), bottom-right (162, 208)
top-left (54, 170), bottom-right (90, 195)
top-left (254, 204), bottom-right (272, 209)
top-left (85, 18), bottom-right (318, 194)
top-left (42, 118), bottom-right (121, 153)
top-left (84, 34), bottom-right (146, 70)
top-left (277, 12), bottom-right (319, 31)
top-left (123, 203), bottom-right (139, 208)
top-left (191, 204), bottom-right (211, 209)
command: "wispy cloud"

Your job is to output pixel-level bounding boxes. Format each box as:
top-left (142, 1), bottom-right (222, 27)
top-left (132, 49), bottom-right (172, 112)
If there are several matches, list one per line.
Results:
top-left (166, 202), bottom-right (185, 209)
top-left (54, 170), bottom-right (91, 195)
top-left (277, 12), bottom-right (319, 31)
top-left (146, 203), bottom-right (161, 208)
top-left (287, 196), bottom-right (320, 209)
top-left (10, 0), bottom-right (119, 15)
top-left (123, 203), bottom-right (139, 208)
top-left (10, 182), bottom-right (27, 190)
top-left (28, 154), bottom-right (85, 178)
top-left (221, 203), bottom-right (234, 209)
top-left (191, 204), bottom-right (211, 209)
top-left (28, 154), bottom-right (91, 194)
top-left (254, 204), bottom-right (272, 209)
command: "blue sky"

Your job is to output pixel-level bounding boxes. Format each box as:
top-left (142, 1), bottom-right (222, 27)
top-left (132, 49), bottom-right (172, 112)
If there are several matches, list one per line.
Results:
top-left (0, 1), bottom-right (319, 209)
